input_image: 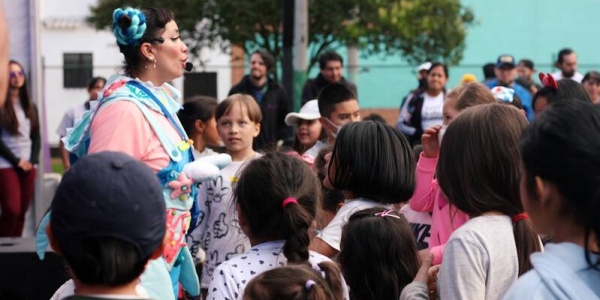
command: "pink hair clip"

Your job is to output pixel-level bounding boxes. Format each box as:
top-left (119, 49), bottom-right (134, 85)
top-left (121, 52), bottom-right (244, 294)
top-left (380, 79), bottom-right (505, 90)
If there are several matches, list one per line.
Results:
top-left (374, 209), bottom-right (401, 219)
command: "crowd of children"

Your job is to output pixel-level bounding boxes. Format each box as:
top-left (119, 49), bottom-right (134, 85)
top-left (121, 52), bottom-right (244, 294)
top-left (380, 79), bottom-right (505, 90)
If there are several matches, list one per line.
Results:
top-left (38, 5), bottom-right (600, 300)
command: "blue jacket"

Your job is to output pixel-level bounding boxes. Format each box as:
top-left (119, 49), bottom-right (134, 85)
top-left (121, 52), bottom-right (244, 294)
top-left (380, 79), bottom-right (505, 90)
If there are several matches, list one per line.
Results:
top-left (485, 80), bottom-right (534, 121)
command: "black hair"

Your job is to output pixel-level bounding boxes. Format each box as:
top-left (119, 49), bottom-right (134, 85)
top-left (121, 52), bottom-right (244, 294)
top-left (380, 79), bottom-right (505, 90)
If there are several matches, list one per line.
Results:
top-left (363, 113), bottom-right (386, 124)
top-left (328, 121), bottom-right (415, 204)
top-left (583, 71), bottom-right (600, 84)
top-left (518, 59), bottom-right (535, 70)
top-left (251, 49), bottom-right (275, 73)
top-left (317, 83), bottom-right (357, 118)
top-left (437, 104), bottom-right (541, 275)
top-left (319, 51), bottom-right (343, 70)
top-left (483, 63), bottom-right (496, 80)
top-left (521, 100), bottom-right (600, 270)
top-left (313, 147), bottom-right (345, 214)
top-left (2, 60), bottom-right (37, 135)
top-left (556, 48), bottom-right (575, 64)
top-left (533, 79), bottom-right (592, 111)
top-left (87, 76), bottom-right (107, 91)
top-left (428, 62), bottom-right (449, 79)
top-left (63, 236), bottom-right (149, 286)
top-left (339, 207), bottom-right (420, 300)
top-left (114, 7), bottom-right (174, 76)
top-left (234, 152), bottom-right (320, 264)
top-left (178, 95), bottom-right (218, 137)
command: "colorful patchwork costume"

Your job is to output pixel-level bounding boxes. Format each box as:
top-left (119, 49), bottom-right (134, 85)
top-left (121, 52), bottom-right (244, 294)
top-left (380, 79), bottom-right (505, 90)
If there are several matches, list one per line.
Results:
top-left (36, 75), bottom-right (231, 300)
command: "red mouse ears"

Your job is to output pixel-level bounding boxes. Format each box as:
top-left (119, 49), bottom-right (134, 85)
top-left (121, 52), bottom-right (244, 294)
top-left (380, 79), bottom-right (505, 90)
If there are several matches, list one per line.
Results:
top-left (539, 73), bottom-right (558, 90)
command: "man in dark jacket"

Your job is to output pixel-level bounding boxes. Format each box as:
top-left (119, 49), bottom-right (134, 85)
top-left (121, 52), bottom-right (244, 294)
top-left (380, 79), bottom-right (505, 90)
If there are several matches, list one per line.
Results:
top-left (228, 49), bottom-right (290, 150)
top-left (301, 51), bottom-right (358, 104)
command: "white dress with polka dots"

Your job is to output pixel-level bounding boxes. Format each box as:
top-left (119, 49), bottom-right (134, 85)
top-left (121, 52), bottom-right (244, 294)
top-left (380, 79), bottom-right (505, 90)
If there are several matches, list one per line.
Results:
top-left (206, 240), bottom-right (349, 300)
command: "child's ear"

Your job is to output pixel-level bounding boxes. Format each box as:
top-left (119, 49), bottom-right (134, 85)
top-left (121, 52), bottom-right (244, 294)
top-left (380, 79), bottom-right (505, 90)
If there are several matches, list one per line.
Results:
top-left (45, 224), bottom-right (62, 255)
top-left (236, 203), bottom-right (250, 236)
top-left (253, 122), bottom-right (260, 138)
top-left (194, 119), bottom-right (205, 134)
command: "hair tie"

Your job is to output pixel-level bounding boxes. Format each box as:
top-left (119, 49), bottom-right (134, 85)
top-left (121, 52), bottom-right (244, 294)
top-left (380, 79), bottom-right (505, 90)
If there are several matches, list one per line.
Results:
top-left (305, 280), bottom-right (316, 292)
top-left (512, 212), bottom-right (529, 223)
top-left (282, 197), bottom-right (298, 208)
top-left (539, 73), bottom-right (558, 90)
top-left (112, 7), bottom-right (147, 46)
top-left (374, 209), bottom-right (401, 219)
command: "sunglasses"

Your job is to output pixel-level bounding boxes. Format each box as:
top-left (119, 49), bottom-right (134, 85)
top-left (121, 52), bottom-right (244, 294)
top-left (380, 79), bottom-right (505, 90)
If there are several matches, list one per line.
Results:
top-left (9, 70), bottom-right (24, 78)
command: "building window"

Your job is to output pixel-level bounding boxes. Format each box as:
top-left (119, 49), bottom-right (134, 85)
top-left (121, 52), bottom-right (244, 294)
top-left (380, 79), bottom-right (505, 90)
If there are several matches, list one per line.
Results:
top-left (63, 53), bottom-right (92, 88)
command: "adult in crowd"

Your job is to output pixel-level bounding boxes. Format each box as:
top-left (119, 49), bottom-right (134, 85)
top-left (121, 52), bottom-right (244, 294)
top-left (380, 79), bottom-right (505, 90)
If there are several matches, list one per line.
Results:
top-left (397, 62), bottom-right (448, 145)
top-left (582, 71), bottom-right (600, 104)
top-left (0, 60), bottom-right (40, 237)
top-left (552, 48), bottom-right (583, 83)
top-left (56, 76), bottom-right (106, 170)
top-left (301, 50), bottom-right (357, 104)
top-left (516, 59), bottom-right (542, 95)
top-left (482, 63), bottom-right (496, 84)
top-left (0, 4), bottom-right (8, 107)
top-left (229, 49), bottom-right (290, 150)
top-left (484, 55), bottom-right (533, 121)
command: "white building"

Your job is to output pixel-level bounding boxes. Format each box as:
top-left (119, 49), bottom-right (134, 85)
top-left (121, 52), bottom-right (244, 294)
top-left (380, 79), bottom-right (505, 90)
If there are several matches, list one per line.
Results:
top-left (40, 0), bottom-right (232, 146)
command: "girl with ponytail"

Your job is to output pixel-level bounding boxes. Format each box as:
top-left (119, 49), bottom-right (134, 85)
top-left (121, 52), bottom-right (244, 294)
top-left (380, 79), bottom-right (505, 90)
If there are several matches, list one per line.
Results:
top-left (207, 152), bottom-right (348, 300)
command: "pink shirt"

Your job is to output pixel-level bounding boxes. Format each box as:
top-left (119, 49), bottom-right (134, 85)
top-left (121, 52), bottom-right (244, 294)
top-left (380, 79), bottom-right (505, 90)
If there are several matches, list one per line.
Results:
top-left (88, 101), bottom-right (182, 172)
top-left (409, 153), bottom-right (469, 265)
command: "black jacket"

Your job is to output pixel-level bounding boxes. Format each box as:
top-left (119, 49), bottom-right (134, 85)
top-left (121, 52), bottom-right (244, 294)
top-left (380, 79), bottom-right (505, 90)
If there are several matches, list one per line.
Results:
top-left (301, 73), bottom-right (358, 104)
top-left (229, 75), bottom-right (291, 150)
top-left (0, 104), bottom-right (41, 167)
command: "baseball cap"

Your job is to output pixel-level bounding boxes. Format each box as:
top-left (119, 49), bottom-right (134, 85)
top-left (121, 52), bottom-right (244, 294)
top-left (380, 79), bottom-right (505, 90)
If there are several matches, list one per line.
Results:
top-left (496, 55), bottom-right (516, 68)
top-left (285, 100), bottom-right (321, 126)
top-left (50, 151), bottom-right (166, 261)
top-left (417, 62), bottom-right (432, 72)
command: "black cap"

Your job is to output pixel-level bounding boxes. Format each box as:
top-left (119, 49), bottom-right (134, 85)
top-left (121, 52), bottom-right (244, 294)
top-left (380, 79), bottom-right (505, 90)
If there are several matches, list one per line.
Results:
top-left (496, 55), bottom-right (516, 68)
top-left (50, 151), bottom-right (166, 261)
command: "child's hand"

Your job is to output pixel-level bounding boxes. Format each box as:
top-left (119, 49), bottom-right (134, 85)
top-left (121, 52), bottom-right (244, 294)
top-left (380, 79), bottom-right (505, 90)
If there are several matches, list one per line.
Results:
top-left (413, 253), bottom-right (440, 300)
top-left (421, 126), bottom-right (442, 158)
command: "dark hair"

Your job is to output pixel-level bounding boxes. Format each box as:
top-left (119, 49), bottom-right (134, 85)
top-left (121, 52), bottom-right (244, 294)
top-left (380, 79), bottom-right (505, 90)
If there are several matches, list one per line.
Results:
top-left (1, 60), bottom-right (37, 135)
top-left (533, 79), bottom-right (591, 110)
top-left (339, 207), bottom-right (420, 300)
top-left (244, 262), bottom-right (344, 300)
top-left (483, 63), bottom-right (496, 80)
top-left (363, 113), bottom-right (386, 124)
top-left (234, 152), bottom-right (320, 264)
top-left (522, 100), bottom-right (600, 270)
top-left (428, 62), bottom-right (449, 79)
top-left (178, 95), bottom-right (218, 137)
top-left (313, 147), bottom-right (345, 214)
top-left (556, 48), bottom-right (575, 64)
top-left (317, 83), bottom-right (357, 118)
top-left (519, 59), bottom-right (535, 70)
top-left (437, 104), bottom-right (541, 275)
top-left (114, 7), bottom-right (174, 76)
top-left (87, 76), bottom-right (107, 91)
top-left (63, 236), bottom-right (149, 286)
top-left (582, 71), bottom-right (600, 84)
top-left (507, 93), bottom-right (524, 110)
top-left (215, 93), bottom-right (262, 123)
top-left (328, 121), bottom-right (415, 204)
top-left (319, 51), bottom-right (343, 70)
top-left (251, 49), bottom-right (275, 73)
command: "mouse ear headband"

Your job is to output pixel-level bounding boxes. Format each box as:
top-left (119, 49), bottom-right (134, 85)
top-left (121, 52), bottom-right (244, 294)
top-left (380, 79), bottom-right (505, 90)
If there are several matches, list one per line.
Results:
top-left (539, 73), bottom-right (558, 90)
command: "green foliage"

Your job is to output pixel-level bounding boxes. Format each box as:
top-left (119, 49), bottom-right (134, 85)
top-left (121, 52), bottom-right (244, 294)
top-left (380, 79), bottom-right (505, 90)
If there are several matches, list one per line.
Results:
top-left (88, 0), bottom-right (475, 71)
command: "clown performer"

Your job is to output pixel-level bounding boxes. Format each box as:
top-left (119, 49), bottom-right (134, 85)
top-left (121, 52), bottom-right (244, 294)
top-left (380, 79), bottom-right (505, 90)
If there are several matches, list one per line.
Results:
top-left (36, 6), bottom-right (231, 300)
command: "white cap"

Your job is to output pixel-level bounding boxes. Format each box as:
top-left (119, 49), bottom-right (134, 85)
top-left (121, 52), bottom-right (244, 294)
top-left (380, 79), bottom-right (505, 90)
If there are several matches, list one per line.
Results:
top-left (417, 62), bottom-right (432, 72)
top-left (285, 100), bottom-right (320, 126)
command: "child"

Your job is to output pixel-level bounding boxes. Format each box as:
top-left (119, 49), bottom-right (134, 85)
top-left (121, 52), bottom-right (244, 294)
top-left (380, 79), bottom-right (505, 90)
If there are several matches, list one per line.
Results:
top-left (339, 207), bottom-right (420, 300)
top-left (436, 104), bottom-right (541, 299)
top-left (284, 99), bottom-right (325, 165)
top-left (207, 152), bottom-right (349, 299)
top-left (177, 95), bottom-right (221, 158)
top-left (533, 73), bottom-right (591, 114)
top-left (304, 83), bottom-right (361, 159)
top-left (410, 82), bottom-right (495, 265)
top-left (491, 86), bottom-right (526, 116)
top-left (503, 100), bottom-right (600, 299)
top-left (45, 152), bottom-right (166, 300)
top-left (312, 147), bottom-right (345, 229)
top-left (189, 94), bottom-right (262, 295)
top-left (310, 121), bottom-right (415, 258)
top-left (244, 262), bottom-right (344, 300)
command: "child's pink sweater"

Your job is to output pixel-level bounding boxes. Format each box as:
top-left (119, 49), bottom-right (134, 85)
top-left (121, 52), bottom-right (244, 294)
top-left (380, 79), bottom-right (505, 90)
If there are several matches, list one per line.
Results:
top-left (409, 153), bottom-right (470, 265)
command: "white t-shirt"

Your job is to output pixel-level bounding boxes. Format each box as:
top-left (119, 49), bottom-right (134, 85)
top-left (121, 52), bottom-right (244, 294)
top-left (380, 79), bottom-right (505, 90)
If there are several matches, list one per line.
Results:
top-left (420, 92), bottom-right (444, 131)
top-left (551, 71), bottom-right (584, 83)
top-left (186, 153), bottom-right (261, 288)
top-left (0, 101), bottom-right (32, 168)
top-left (438, 215), bottom-right (518, 300)
top-left (400, 205), bottom-right (432, 250)
top-left (317, 198), bottom-right (380, 251)
top-left (206, 240), bottom-right (349, 300)
top-left (56, 102), bottom-right (89, 137)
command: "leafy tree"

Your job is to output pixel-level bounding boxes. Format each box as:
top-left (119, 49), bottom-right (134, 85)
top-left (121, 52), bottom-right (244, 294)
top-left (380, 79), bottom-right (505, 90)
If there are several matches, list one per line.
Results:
top-left (88, 0), bottom-right (474, 72)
